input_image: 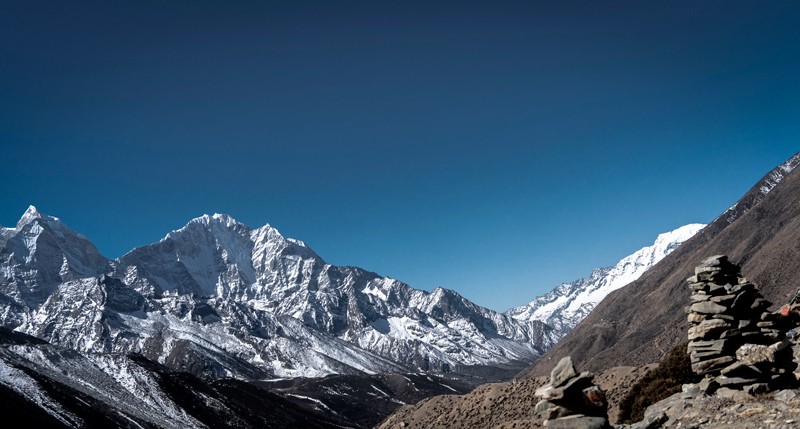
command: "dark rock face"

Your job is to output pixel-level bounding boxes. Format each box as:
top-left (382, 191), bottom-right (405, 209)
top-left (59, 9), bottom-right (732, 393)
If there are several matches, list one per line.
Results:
top-left (524, 152), bottom-right (800, 376)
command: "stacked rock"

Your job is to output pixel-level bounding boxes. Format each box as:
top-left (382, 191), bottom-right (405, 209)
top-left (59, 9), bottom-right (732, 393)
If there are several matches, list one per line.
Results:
top-left (686, 255), bottom-right (796, 393)
top-left (534, 356), bottom-right (611, 429)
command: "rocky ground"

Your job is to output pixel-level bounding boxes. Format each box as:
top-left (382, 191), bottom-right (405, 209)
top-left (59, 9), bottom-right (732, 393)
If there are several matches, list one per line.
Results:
top-left (622, 387), bottom-right (800, 429)
top-left (378, 379), bottom-right (800, 429)
top-left (376, 365), bottom-right (657, 428)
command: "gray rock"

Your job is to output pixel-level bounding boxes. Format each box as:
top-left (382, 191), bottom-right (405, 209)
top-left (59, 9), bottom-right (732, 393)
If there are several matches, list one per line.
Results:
top-left (707, 283), bottom-right (728, 294)
top-left (544, 415), bottom-right (609, 429)
top-left (536, 399), bottom-right (568, 420)
top-left (698, 376), bottom-right (719, 393)
top-left (690, 301), bottom-right (728, 315)
top-left (692, 356), bottom-right (735, 374)
top-left (687, 313), bottom-right (706, 323)
top-left (682, 383), bottom-right (701, 399)
top-left (710, 294), bottom-right (737, 305)
top-left (688, 319), bottom-right (731, 340)
top-left (550, 356), bottom-right (578, 388)
top-left (690, 349), bottom-right (725, 362)
top-left (720, 362), bottom-right (762, 378)
top-left (699, 255), bottom-right (728, 268)
top-left (736, 343), bottom-right (775, 365)
top-left (715, 375), bottom-right (759, 387)
top-left (535, 385), bottom-right (565, 400)
top-left (688, 339), bottom-right (730, 352)
top-left (690, 294), bottom-right (711, 302)
top-left (715, 387), bottom-right (754, 401)
top-left (738, 319), bottom-right (754, 329)
top-left (773, 389), bottom-right (798, 403)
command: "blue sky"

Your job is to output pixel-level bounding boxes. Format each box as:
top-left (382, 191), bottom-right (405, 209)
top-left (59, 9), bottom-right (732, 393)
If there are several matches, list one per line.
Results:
top-left (1, 1), bottom-right (798, 311)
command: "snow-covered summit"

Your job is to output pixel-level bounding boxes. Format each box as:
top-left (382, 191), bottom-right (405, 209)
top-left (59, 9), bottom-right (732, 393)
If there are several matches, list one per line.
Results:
top-left (0, 206), bottom-right (110, 313)
top-left (507, 223), bottom-right (705, 337)
top-left (15, 205), bottom-right (60, 229)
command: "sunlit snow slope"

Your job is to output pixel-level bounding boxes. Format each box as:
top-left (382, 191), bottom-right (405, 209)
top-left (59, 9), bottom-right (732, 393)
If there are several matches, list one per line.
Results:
top-left (507, 223), bottom-right (705, 337)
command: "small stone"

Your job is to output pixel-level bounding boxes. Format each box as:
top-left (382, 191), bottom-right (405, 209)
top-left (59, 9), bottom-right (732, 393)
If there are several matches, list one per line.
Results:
top-left (699, 376), bottom-right (719, 393)
top-left (695, 265), bottom-right (723, 275)
top-left (682, 383), bottom-right (701, 399)
top-left (535, 399), bottom-right (567, 420)
top-left (692, 356), bottom-right (735, 374)
top-left (543, 415), bottom-right (608, 429)
top-left (687, 313), bottom-right (706, 323)
top-left (699, 255), bottom-right (728, 267)
top-left (737, 343), bottom-right (775, 365)
top-left (711, 294), bottom-right (737, 305)
top-left (716, 375), bottom-right (759, 387)
top-left (690, 349), bottom-right (725, 362)
top-left (691, 294), bottom-right (712, 302)
top-left (707, 283), bottom-right (728, 294)
top-left (774, 389), bottom-right (798, 403)
top-left (716, 387), bottom-right (754, 401)
top-left (760, 329), bottom-right (783, 340)
top-left (688, 319), bottom-right (732, 340)
top-left (721, 362), bottom-right (763, 378)
top-left (688, 339), bottom-right (730, 352)
top-left (535, 385), bottom-right (565, 400)
top-left (691, 301), bottom-right (728, 315)
top-left (712, 314), bottom-right (735, 321)
top-left (688, 282), bottom-right (707, 291)
top-left (550, 356), bottom-right (578, 388)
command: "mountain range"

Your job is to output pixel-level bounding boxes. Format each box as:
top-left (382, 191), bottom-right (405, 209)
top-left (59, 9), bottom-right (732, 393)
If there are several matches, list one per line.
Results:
top-left (6, 149), bottom-right (797, 428)
top-left (377, 151), bottom-right (800, 428)
top-left (1, 207), bottom-right (557, 381)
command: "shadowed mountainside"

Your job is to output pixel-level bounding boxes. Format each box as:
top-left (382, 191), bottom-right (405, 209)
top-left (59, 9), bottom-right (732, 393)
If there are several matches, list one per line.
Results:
top-left (522, 152), bottom-right (800, 376)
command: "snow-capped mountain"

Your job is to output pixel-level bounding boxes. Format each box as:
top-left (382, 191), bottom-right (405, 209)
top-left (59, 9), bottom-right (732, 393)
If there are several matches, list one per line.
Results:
top-left (507, 223), bottom-right (705, 336)
top-left (1, 208), bottom-right (556, 379)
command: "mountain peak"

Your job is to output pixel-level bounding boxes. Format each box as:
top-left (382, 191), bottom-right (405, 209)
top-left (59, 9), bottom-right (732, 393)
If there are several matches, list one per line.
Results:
top-left (189, 213), bottom-right (243, 228)
top-left (16, 205), bottom-right (60, 229)
top-left (654, 223), bottom-right (705, 245)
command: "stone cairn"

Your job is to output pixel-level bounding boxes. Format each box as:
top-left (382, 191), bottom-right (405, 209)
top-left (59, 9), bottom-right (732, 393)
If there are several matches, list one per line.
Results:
top-left (534, 356), bottom-right (611, 429)
top-left (686, 255), bottom-right (797, 394)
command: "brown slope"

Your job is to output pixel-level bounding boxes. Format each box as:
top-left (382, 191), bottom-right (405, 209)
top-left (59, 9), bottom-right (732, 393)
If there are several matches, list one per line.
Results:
top-left (522, 151), bottom-right (800, 377)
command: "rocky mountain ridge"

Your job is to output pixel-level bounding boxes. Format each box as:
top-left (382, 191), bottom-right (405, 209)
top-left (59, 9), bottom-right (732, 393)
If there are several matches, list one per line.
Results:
top-left (0, 207), bottom-right (557, 380)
